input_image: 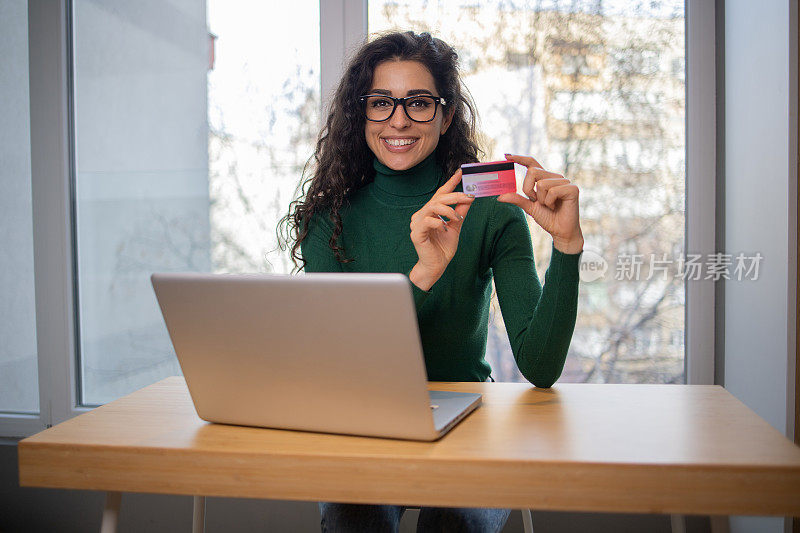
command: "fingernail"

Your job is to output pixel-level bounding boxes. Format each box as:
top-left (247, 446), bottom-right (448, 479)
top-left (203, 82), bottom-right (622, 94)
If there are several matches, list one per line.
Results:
top-left (458, 214), bottom-right (464, 220)
top-left (465, 193), bottom-right (475, 198)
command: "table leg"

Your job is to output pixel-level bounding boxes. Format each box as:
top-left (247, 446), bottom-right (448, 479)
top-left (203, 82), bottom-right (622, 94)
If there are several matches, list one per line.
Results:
top-left (709, 515), bottom-right (730, 533)
top-left (99, 491), bottom-right (122, 533)
top-left (193, 495), bottom-right (206, 533)
top-left (670, 514), bottom-right (686, 533)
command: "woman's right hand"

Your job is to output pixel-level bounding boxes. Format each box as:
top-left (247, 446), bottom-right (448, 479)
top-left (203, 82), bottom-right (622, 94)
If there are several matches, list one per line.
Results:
top-left (408, 169), bottom-right (475, 291)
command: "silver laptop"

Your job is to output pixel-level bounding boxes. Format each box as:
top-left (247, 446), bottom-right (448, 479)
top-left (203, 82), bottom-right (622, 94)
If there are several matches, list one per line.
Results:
top-left (150, 272), bottom-right (481, 441)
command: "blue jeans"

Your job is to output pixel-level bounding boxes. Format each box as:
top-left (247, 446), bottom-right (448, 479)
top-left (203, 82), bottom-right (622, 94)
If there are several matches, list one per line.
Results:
top-left (318, 502), bottom-right (511, 532)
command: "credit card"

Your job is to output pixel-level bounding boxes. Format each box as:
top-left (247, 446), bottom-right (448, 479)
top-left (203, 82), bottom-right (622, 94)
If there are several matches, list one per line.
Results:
top-left (460, 161), bottom-right (516, 197)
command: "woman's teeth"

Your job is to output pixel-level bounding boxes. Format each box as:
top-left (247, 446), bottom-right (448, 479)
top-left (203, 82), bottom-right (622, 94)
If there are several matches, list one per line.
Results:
top-left (384, 138), bottom-right (417, 147)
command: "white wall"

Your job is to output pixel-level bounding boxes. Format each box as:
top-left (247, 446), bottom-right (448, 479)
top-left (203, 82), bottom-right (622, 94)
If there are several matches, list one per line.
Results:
top-left (723, 0), bottom-right (797, 532)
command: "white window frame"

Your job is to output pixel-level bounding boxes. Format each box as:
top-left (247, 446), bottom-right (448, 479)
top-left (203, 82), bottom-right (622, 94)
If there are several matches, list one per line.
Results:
top-left (320, 0), bottom-right (368, 114)
top-left (685, 0), bottom-right (717, 385)
top-left (0, 0), bottom-right (715, 438)
top-left (2, 0), bottom-right (89, 439)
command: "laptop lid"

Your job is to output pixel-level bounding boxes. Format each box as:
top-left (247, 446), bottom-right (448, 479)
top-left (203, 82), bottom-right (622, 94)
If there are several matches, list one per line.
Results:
top-left (151, 272), bottom-right (479, 441)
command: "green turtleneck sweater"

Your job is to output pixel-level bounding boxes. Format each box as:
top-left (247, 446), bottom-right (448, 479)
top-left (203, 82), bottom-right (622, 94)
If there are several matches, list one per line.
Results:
top-left (301, 153), bottom-right (581, 387)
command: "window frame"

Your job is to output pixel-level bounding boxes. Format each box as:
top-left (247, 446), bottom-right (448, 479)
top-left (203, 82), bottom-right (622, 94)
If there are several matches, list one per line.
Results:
top-left (3, 0), bottom-right (90, 439)
top-left (685, 0), bottom-right (717, 385)
top-left (0, 0), bottom-right (714, 438)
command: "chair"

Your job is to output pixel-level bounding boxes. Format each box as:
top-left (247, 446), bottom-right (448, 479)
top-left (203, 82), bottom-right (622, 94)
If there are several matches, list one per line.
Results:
top-left (521, 508), bottom-right (534, 532)
top-left (402, 506), bottom-right (534, 532)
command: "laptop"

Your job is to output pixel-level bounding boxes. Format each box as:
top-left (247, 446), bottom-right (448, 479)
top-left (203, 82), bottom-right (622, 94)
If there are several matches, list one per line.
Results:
top-left (150, 272), bottom-right (481, 441)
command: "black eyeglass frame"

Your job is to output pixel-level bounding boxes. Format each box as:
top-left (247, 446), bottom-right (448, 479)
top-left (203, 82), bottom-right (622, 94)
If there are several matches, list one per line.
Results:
top-left (358, 94), bottom-right (448, 123)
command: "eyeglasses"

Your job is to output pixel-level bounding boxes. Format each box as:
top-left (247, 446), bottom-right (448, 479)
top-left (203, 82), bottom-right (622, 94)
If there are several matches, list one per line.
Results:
top-left (358, 94), bottom-right (447, 123)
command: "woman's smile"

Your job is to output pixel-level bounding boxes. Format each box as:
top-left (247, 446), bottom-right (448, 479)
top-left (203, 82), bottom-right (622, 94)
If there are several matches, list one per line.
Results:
top-left (382, 136), bottom-right (419, 151)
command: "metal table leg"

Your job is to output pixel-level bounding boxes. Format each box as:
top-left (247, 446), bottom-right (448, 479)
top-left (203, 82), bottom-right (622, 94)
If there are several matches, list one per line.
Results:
top-left (99, 491), bottom-right (122, 533)
top-left (670, 514), bottom-right (686, 533)
top-left (193, 495), bottom-right (206, 533)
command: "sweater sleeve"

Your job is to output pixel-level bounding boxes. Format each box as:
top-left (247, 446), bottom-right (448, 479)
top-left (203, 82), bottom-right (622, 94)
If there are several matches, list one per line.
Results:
top-left (489, 203), bottom-right (581, 388)
top-left (300, 213), bottom-right (344, 273)
top-left (405, 271), bottom-right (432, 310)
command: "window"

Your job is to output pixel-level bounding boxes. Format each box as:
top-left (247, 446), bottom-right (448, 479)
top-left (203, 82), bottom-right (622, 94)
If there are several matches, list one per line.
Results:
top-left (0, 0), bottom-right (39, 415)
top-left (73, 0), bottom-right (211, 405)
top-left (560, 53), bottom-right (600, 76)
top-left (71, 0), bottom-right (320, 405)
top-left (208, 0), bottom-right (320, 276)
top-left (370, 0), bottom-right (686, 384)
top-left (4, 0), bottom-right (715, 437)
top-left (611, 48), bottom-right (661, 76)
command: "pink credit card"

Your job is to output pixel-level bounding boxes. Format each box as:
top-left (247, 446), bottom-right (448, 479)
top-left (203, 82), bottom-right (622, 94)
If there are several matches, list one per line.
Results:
top-left (460, 161), bottom-right (516, 197)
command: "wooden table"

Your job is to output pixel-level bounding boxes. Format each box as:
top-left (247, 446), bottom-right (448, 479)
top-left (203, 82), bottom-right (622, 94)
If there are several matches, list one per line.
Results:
top-left (18, 377), bottom-right (800, 529)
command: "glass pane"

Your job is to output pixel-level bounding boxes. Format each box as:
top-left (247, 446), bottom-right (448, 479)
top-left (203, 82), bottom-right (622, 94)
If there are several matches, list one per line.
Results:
top-left (74, 1), bottom-right (211, 405)
top-left (370, 0), bottom-right (686, 384)
top-left (0, 0), bottom-right (40, 414)
top-left (74, 0), bottom-right (320, 405)
top-left (208, 0), bottom-right (320, 274)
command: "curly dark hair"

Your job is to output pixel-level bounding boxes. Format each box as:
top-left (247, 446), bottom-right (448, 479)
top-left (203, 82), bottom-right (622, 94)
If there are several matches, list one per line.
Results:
top-left (279, 31), bottom-right (482, 271)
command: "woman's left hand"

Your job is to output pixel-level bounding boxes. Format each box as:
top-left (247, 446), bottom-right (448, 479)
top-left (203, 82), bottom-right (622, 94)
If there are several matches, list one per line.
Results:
top-left (497, 154), bottom-right (584, 254)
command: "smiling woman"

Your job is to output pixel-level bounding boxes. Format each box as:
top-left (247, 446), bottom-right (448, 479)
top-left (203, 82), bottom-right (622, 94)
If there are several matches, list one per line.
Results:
top-left (282, 31), bottom-right (483, 266)
top-left (280, 30), bottom-right (583, 532)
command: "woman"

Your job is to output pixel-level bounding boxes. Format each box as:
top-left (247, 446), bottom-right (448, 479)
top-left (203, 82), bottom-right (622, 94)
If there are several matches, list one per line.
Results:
top-left (282, 31), bottom-right (583, 532)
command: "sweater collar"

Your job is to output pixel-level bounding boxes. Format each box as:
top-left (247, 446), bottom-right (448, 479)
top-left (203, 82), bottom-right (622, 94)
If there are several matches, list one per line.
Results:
top-left (372, 152), bottom-right (442, 200)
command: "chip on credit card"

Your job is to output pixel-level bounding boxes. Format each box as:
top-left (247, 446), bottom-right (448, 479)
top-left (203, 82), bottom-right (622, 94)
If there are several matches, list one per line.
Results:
top-left (460, 161), bottom-right (517, 197)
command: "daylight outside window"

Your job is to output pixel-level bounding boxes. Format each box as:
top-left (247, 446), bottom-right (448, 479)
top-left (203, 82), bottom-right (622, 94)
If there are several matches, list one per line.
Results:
top-left (72, 0), bottom-right (320, 404)
top-left (370, 0), bottom-right (686, 384)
